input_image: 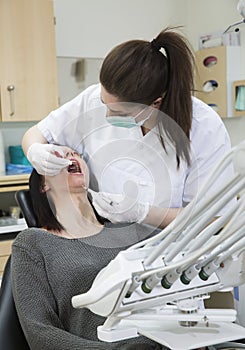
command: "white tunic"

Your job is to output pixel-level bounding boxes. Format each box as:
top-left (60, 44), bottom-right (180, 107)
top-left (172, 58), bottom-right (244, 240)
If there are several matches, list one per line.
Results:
top-left (38, 84), bottom-right (233, 213)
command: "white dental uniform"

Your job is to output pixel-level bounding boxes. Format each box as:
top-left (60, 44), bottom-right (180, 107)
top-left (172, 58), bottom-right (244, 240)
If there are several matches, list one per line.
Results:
top-left (38, 83), bottom-right (233, 213)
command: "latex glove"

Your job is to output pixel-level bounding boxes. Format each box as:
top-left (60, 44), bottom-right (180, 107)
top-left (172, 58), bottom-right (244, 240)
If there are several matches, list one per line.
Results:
top-left (88, 189), bottom-right (149, 223)
top-left (27, 143), bottom-right (71, 176)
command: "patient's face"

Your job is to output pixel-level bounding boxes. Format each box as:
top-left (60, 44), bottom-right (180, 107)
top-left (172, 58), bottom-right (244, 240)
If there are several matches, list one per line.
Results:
top-left (46, 147), bottom-right (89, 193)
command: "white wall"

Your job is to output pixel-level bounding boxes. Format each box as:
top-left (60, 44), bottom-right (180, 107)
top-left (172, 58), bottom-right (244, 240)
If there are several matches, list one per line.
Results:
top-left (186, 0), bottom-right (245, 66)
top-left (54, 0), bottom-right (245, 68)
top-left (0, 122), bottom-right (35, 163)
top-left (53, 0), bottom-right (187, 58)
top-left (185, 0), bottom-right (245, 145)
top-left (185, 0), bottom-right (245, 81)
top-left (54, 0), bottom-right (245, 146)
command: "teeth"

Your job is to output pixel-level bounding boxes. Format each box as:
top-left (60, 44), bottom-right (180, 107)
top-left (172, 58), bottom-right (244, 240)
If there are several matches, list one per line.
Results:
top-left (68, 160), bottom-right (81, 173)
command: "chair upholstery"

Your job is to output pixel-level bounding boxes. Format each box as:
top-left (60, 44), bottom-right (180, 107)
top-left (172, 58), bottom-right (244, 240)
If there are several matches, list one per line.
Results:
top-left (0, 256), bottom-right (30, 350)
top-left (15, 189), bottom-right (38, 228)
top-left (0, 189), bottom-right (36, 350)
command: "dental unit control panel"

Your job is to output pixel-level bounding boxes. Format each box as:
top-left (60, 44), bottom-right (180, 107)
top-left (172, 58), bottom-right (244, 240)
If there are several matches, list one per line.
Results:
top-left (72, 140), bottom-right (245, 350)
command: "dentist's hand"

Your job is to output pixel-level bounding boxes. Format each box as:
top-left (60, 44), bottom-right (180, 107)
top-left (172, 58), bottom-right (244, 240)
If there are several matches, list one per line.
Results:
top-left (27, 143), bottom-right (71, 176)
top-left (88, 189), bottom-right (149, 223)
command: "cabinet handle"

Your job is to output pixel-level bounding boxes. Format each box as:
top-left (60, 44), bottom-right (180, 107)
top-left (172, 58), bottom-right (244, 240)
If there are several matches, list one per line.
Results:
top-left (7, 84), bottom-right (15, 116)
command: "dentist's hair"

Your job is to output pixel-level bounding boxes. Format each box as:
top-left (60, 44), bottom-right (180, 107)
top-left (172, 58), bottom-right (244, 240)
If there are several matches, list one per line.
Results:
top-left (100, 27), bottom-right (196, 167)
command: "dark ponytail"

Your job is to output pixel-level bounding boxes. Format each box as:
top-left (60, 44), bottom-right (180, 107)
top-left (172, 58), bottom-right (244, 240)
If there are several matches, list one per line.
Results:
top-left (153, 27), bottom-right (195, 166)
top-left (100, 27), bottom-right (195, 167)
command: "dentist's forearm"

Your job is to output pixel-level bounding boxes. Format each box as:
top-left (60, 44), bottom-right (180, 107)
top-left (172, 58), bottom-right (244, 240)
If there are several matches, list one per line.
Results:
top-left (22, 125), bottom-right (47, 156)
top-left (143, 206), bottom-right (182, 228)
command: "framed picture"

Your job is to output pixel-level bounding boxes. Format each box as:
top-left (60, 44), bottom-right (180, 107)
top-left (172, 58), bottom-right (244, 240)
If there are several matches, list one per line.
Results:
top-left (233, 80), bottom-right (245, 117)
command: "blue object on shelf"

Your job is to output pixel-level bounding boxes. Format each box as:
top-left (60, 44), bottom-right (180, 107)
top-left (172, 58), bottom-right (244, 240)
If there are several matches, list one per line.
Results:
top-left (6, 163), bottom-right (33, 175)
top-left (9, 145), bottom-right (31, 166)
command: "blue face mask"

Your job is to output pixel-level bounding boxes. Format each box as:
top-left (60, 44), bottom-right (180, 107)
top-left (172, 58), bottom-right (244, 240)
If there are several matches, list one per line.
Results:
top-left (107, 109), bottom-right (152, 128)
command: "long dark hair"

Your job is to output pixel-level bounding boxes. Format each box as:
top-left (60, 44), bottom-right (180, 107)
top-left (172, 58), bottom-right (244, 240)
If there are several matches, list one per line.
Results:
top-left (100, 27), bottom-right (195, 167)
top-left (29, 169), bottom-right (106, 232)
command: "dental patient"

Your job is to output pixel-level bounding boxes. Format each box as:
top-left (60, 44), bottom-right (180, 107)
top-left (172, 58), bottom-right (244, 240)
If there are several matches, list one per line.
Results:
top-left (11, 147), bottom-right (163, 350)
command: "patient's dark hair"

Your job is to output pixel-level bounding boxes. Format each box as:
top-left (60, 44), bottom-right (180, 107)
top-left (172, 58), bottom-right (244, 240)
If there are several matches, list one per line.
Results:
top-left (29, 169), bottom-right (105, 232)
top-left (29, 169), bottom-right (64, 231)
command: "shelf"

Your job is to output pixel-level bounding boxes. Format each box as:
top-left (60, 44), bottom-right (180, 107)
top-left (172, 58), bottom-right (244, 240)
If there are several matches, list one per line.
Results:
top-left (195, 46), bottom-right (241, 118)
top-left (0, 174), bottom-right (30, 185)
top-left (0, 174), bottom-right (30, 193)
top-left (0, 222), bottom-right (27, 235)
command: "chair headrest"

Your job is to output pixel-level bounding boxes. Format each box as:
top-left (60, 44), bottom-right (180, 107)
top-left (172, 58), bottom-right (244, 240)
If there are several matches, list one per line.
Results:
top-left (15, 190), bottom-right (38, 228)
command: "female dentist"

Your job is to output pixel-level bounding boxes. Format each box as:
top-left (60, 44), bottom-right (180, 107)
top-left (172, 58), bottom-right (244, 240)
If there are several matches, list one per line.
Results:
top-left (22, 27), bottom-right (233, 228)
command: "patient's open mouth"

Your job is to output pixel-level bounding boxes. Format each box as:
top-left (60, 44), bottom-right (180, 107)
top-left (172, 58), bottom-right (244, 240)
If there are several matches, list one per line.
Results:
top-left (67, 160), bottom-right (82, 174)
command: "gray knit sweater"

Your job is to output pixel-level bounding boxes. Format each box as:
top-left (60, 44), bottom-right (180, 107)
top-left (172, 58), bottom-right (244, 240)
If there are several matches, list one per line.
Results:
top-left (11, 222), bottom-right (165, 350)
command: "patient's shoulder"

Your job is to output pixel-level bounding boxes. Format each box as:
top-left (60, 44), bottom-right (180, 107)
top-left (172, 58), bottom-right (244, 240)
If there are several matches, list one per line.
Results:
top-left (13, 228), bottom-right (50, 250)
top-left (136, 223), bottom-right (161, 240)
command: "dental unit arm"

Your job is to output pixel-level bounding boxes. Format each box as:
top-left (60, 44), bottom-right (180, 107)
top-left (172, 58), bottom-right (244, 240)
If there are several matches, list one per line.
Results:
top-left (72, 140), bottom-right (245, 350)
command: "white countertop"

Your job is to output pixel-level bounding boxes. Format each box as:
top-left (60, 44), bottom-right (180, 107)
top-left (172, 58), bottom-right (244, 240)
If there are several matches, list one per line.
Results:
top-left (0, 218), bottom-right (28, 234)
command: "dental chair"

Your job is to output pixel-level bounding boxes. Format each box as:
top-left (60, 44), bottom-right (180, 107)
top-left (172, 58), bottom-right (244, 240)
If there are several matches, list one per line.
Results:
top-left (0, 189), bottom-right (37, 350)
top-left (72, 141), bottom-right (245, 350)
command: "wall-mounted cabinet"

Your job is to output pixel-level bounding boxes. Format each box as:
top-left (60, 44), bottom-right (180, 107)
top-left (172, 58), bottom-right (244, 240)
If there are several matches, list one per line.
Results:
top-left (0, 0), bottom-right (58, 122)
top-left (195, 46), bottom-right (241, 118)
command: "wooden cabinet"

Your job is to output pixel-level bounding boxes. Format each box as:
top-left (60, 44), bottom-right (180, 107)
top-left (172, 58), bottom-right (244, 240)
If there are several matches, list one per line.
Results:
top-left (195, 46), bottom-right (241, 118)
top-left (0, 174), bottom-right (29, 193)
top-left (0, 239), bottom-right (13, 276)
top-left (0, 0), bottom-right (58, 122)
top-left (0, 174), bottom-right (29, 275)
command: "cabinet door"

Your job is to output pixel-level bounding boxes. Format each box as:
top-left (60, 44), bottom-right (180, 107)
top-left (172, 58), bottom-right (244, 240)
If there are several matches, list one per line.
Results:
top-left (0, 239), bottom-right (13, 276)
top-left (0, 0), bottom-right (58, 121)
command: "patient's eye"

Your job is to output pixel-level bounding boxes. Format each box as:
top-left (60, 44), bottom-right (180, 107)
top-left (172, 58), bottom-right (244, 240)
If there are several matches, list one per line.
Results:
top-left (65, 151), bottom-right (80, 158)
